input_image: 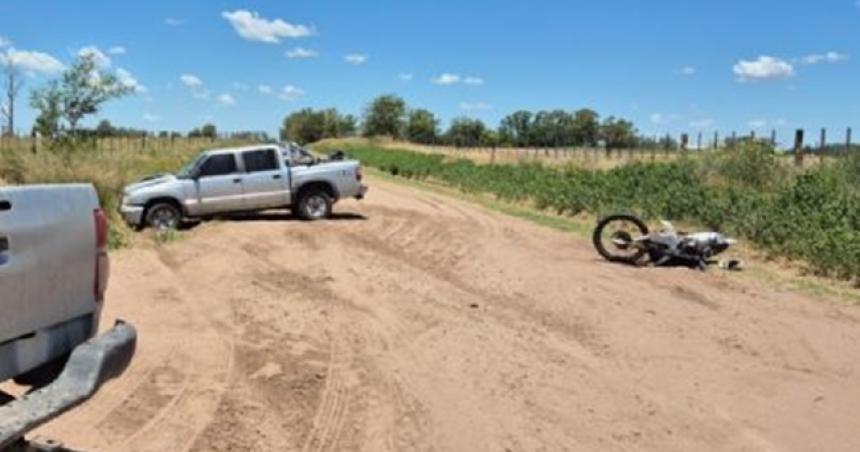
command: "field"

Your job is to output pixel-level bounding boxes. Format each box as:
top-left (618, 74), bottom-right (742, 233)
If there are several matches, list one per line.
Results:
top-left (3, 136), bottom-right (860, 450)
top-left (316, 138), bottom-right (860, 283)
top-left (12, 175), bottom-right (857, 451)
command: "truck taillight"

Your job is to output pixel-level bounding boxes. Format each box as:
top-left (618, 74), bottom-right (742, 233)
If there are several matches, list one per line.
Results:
top-left (356, 167), bottom-right (363, 182)
top-left (94, 208), bottom-right (109, 302)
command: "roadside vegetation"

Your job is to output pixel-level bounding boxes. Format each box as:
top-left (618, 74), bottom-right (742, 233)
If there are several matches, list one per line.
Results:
top-left (316, 138), bottom-right (860, 283)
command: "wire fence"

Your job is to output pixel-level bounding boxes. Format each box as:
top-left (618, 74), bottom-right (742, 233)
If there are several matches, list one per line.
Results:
top-left (401, 127), bottom-right (857, 167)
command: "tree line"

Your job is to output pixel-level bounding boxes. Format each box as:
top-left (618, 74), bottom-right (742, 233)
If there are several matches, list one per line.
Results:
top-left (281, 94), bottom-right (642, 149)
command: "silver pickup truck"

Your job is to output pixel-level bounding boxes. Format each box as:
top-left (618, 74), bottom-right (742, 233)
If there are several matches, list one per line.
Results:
top-left (120, 143), bottom-right (367, 230)
top-left (0, 184), bottom-right (136, 450)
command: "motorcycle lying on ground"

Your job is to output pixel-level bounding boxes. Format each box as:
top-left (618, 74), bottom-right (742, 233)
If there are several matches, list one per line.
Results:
top-left (592, 214), bottom-right (740, 270)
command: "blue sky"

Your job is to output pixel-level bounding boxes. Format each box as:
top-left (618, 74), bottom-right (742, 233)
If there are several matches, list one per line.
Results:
top-left (1, 0), bottom-right (859, 146)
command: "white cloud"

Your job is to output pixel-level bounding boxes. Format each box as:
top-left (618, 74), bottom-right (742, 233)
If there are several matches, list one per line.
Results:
top-left (108, 46), bottom-right (126, 55)
top-left (116, 68), bottom-right (145, 93)
top-left (179, 74), bottom-right (209, 99)
top-left (689, 118), bottom-right (713, 129)
top-left (681, 66), bottom-right (696, 76)
top-left (748, 119), bottom-right (767, 129)
top-left (0, 48), bottom-right (65, 74)
top-left (398, 73), bottom-right (413, 81)
top-left (798, 51), bottom-right (848, 65)
top-left (217, 93), bottom-right (236, 106)
top-left (459, 101), bottom-right (492, 111)
top-left (221, 10), bottom-right (314, 43)
top-left (258, 84), bottom-right (273, 94)
top-left (344, 53), bottom-right (368, 65)
top-left (278, 85), bottom-right (304, 101)
top-left (0, 37), bottom-right (11, 48)
top-left (433, 73), bottom-right (460, 85)
top-left (143, 113), bottom-right (161, 122)
top-left (285, 47), bottom-right (318, 59)
top-left (180, 74), bottom-right (203, 88)
top-left (733, 56), bottom-right (794, 81)
top-left (650, 113), bottom-right (678, 125)
top-left (165, 17), bottom-right (184, 26)
top-left (78, 45), bottom-right (111, 67)
top-left (463, 76), bottom-right (484, 85)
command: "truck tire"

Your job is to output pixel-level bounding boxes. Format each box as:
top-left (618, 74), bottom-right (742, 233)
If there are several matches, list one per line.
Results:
top-left (297, 189), bottom-right (332, 221)
top-left (145, 202), bottom-right (181, 230)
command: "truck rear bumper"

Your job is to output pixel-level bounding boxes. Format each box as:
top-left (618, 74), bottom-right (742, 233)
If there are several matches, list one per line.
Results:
top-left (0, 321), bottom-right (137, 449)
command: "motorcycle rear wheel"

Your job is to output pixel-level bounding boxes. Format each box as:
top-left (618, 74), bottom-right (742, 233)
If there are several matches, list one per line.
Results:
top-left (592, 214), bottom-right (650, 264)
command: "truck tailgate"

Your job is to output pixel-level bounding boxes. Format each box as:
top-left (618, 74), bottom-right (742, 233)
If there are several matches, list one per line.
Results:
top-left (0, 185), bottom-right (101, 341)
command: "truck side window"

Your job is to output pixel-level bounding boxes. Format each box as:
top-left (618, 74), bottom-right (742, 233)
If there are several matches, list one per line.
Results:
top-left (242, 149), bottom-right (278, 172)
top-left (199, 154), bottom-right (237, 177)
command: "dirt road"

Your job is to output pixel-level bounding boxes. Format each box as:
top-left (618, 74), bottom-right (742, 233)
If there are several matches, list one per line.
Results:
top-left (36, 177), bottom-right (860, 451)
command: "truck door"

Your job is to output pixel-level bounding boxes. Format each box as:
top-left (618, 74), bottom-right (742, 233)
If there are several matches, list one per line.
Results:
top-left (240, 149), bottom-right (289, 209)
top-left (194, 153), bottom-right (244, 214)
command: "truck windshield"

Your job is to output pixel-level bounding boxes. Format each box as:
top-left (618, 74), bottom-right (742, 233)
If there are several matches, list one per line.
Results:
top-left (177, 154), bottom-right (207, 178)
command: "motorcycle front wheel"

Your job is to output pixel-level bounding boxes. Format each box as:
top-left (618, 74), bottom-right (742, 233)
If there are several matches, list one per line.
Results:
top-left (592, 214), bottom-right (650, 264)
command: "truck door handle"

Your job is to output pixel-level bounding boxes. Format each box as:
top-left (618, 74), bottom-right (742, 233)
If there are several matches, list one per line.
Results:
top-left (232, 178), bottom-right (242, 184)
top-left (0, 236), bottom-right (7, 252)
top-left (272, 174), bottom-right (282, 180)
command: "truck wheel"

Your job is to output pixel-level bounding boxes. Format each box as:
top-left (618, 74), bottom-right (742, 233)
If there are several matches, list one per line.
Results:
top-left (297, 190), bottom-right (332, 221)
top-left (145, 202), bottom-right (181, 230)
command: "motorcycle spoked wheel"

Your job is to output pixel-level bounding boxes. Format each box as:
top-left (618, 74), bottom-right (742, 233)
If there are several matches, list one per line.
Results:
top-left (592, 214), bottom-right (650, 264)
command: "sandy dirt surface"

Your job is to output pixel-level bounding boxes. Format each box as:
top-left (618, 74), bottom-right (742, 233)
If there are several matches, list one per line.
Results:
top-left (34, 176), bottom-right (860, 451)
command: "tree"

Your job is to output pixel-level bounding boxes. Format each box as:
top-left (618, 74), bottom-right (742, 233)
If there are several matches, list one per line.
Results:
top-left (29, 53), bottom-right (133, 137)
top-left (445, 117), bottom-right (486, 147)
top-left (201, 123), bottom-right (217, 139)
top-left (281, 108), bottom-right (356, 144)
top-left (30, 81), bottom-right (62, 139)
top-left (1, 59), bottom-right (23, 136)
top-left (362, 94), bottom-right (406, 138)
top-left (406, 109), bottom-right (438, 144)
top-left (96, 119), bottom-right (115, 137)
top-left (600, 117), bottom-right (637, 150)
top-left (498, 110), bottom-right (533, 147)
top-left (572, 109), bottom-right (600, 146)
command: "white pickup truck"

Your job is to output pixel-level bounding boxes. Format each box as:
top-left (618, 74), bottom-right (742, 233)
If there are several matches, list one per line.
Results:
top-left (120, 143), bottom-right (367, 230)
top-left (0, 184), bottom-right (136, 450)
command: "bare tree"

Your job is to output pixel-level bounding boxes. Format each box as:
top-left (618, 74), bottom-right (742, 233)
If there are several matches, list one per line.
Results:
top-left (1, 59), bottom-right (23, 136)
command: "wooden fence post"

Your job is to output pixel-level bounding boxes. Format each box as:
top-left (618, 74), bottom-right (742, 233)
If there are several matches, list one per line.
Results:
top-left (847, 127), bottom-right (853, 154)
top-left (770, 129), bottom-right (777, 147)
top-left (680, 133), bottom-right (689, 154)
top-left (819, 128), bottom-right (826, 162)
top-left (713, 131), bottom-right (719, 150)
top-left (696, 132), bottom-right (702, 151)
top-left (30, 130), bottom-right (37, 154)
top-left (794, 129), bottom-right (804, 167)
